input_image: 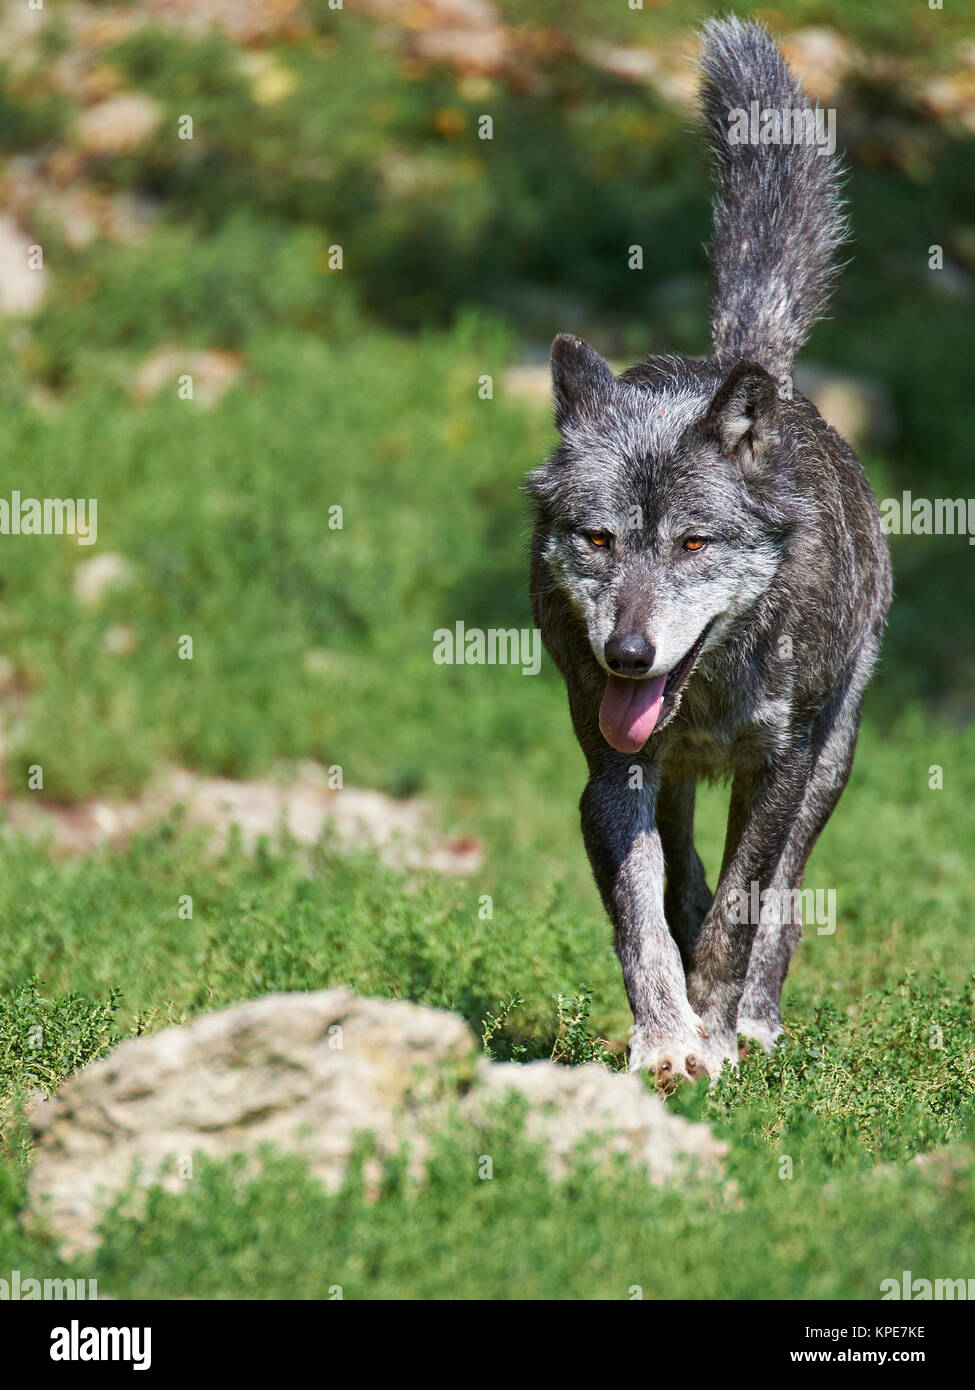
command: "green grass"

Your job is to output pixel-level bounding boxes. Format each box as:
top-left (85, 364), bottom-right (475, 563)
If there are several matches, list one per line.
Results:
top-left (0, 315), bottom-right (973, 1299)
top-left (0, 0), bottom-right (973, 1299)
top-left (0, 315), bottom-right (974, 1298)
top-left (35, 1107), bottom-right (975, 1300)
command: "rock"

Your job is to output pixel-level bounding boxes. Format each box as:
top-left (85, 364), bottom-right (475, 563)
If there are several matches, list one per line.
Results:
top-left (132, 346), bottom-right (243, 408)
top-left (779, 28), bottom-right (854, 101)
top-left (28, 990), bottom-right (474, 1256)
top-left (576, 35), bottom-right (700, 111)
top-left (503, 362), bottom-right (554, 404)
top-left (0, 1), bottom-right (47, 70)
top-left (137, 0), bottom-right (305, 45)
top-left (909, 1146), bottom-right (973, 1188)
top-left (161, 765), bottom-right (483, 873)
top-left (464, 1057), bottom-right (725, 1184)
top-left (794, 365), bottom-right (897, 448)
top-left (73, 552), bottom-right (135, 606)
top-left (412, 27), bottom-right (510, 78)
top-left (28, 991), bottom-right (724, 1256)
top-left (74, 95), bottom-right (163, 157)
top-left (0, 762), bottom-right (483, 875)
top-left (919, 71), bottom-right (975, 136)
top-left (0, 215), bottom-right (45, 315)
top-left (363, 0), bottom-right (511, 78)
top-left (368, 0), bottom-right (498, 21)
top-left (1, 158), bottom-right (158, 251)
top-left (641, 37), bottom-right (699, 110)
top-left (102, 624), bottom-right (136, 655)
top-left (577, 42), bottom-right (658, 87)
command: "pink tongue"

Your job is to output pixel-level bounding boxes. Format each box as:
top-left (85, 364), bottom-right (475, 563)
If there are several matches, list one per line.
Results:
top-left (599, 673), bottom-right (668, 753)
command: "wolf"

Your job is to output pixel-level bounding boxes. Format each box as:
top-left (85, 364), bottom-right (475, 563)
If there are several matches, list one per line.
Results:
top-left (526, 17), bottom-right (892, 1085)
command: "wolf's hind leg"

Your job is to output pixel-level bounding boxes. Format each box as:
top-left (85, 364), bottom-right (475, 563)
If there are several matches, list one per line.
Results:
top-left (737, 703), bottom-right (861, 1048)
top-left (685, 748), bottom-right (815, 1065)
top-left (657, 774), bottom-right (713, 970)
top-left (735, 902), bottom-right (801, 1051)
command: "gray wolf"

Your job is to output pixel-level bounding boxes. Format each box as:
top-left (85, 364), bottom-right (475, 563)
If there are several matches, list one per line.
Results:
top-left (526, 17), bottom-right (892, 1085)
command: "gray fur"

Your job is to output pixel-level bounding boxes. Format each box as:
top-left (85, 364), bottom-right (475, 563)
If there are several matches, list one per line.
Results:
top-left (701, 15), bottom-right (849, 382)
top-left (525, 19), bottom-right (892, 1084)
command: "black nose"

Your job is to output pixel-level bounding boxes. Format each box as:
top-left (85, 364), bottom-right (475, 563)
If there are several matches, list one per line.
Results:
top-left (604, 633), bottom-right (655, 675)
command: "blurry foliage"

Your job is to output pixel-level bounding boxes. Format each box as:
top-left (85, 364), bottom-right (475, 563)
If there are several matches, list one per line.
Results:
top-left (0, 5), bottom-right (964, 711)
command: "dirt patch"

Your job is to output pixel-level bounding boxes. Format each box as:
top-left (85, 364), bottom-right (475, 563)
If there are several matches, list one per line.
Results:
top-left (1, 761), bottom-right (482, 875)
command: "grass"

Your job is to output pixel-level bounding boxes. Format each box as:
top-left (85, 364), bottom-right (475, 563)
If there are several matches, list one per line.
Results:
top-left (0, 315), bottom-right (973, 1300)
top-left (57, 1111), bottom-right (975, 1300)
top-left (0, 0), bottom-right (973, 1299)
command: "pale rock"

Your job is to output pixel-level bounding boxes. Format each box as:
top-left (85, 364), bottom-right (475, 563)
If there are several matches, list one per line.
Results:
top-left (28, 990), bottom-right (725, 1257)
top-left (75, 95), bottom-right (162, 157)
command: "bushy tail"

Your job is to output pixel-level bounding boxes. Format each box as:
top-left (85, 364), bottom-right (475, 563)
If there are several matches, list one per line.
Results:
top-left (699, 16), bottom-right (848, 380)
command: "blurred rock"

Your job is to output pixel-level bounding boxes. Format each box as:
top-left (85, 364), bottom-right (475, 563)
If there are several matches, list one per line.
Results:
top-left (640, 36), bottom-right (698, 109)
top-left (919, 71), bottom-right (975, 135)
top-left (28, 990), bottom-right (475, 1256)
top-left (910, 1146), bottom-right (973, 1188)
top-left (74, 95), bottom-right (163, 157)
top-left (1, 762), bottom-right (484, 875)
top-left (132, 347), bottom-right (243, 407)
top-left (464, 1056), bottom-right (726, 1183)
top-left (367, 0), bottom-right (497, 23)
top-left (414, 29), bottom-right (509, 77)
top-left (503, 362), bottom-right (553, 404)
top-left (0, 0), bottom-right (46, 70)
top-left (74, 553), bottom-right (135, 606)
top-left (780, 28), bottom-right (854, 101)
top-left (28, 989), bottom-right (724, 1256)
top-left (139, 0), bottom-right (305, 44)
top-left (577, 42), bottom-right (658, 87)
top-left (363, 0), bottom-right (511, 77)
top-left (2, 160), bottom-right (158, 250)
top-left (795, 365), bottom-right (897, 448)
top-left (0, 215), bottom-right (45, 315)
top-left (102, 624), bottom-right (136, 655)
top-left (304, 648), bottom-right (340, 675)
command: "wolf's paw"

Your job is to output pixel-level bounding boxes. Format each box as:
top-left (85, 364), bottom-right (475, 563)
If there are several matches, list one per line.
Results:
top-left (736, 1017), bottom-right (784, 1054)
top-left (630, 1023), bottom-right (710, 1092)
top-left (690, 1010), bottom-right (741, 1081)
top-left (698, 1042), bottom-right (739, 1084)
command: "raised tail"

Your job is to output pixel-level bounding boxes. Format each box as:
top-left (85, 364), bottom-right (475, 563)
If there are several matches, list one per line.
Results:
top-left (699, 16), bottom-right (848, 382)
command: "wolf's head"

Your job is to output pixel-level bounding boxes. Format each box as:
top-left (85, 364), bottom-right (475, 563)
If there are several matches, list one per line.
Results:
top-left (527, 335), bottom-right (795, 752)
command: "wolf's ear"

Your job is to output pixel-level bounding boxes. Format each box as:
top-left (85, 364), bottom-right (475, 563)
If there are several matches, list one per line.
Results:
top-left (700, 360), bottom-right (779, 468)
top-left (551, 334), bottom-right (615, 429)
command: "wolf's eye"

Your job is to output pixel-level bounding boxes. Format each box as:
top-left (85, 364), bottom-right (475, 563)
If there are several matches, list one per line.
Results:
top-left (586, 532), bottom-right (612, 549)
top-left (682, 537), bottom-right (707, 552)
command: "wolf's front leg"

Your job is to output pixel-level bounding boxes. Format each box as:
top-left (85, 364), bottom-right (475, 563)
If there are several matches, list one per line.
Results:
top-left (580, 762), bottom-right (708, 1087)
top-left (686, 751), bottom-right (814, 1064)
